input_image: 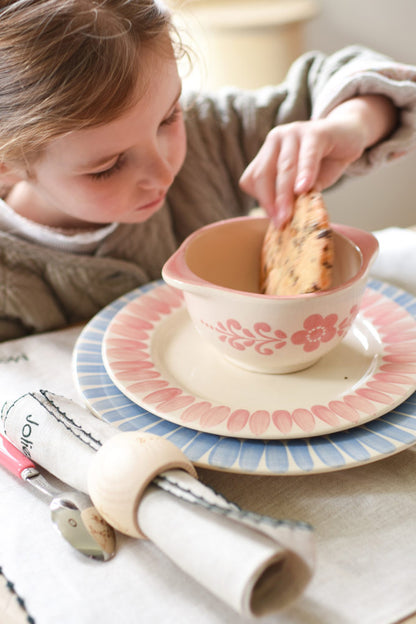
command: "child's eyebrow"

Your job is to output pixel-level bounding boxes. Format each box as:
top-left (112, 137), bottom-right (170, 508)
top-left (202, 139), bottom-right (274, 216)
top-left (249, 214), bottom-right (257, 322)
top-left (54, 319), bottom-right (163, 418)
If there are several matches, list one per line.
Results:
top-left (169, 85), bottom-right (183, 109)
top-left (163, 85), bottom-right (182, 120)
top-left (80, 152), bottom-right (121, 171)
top-left (77, 85), bottom-right (183, 172)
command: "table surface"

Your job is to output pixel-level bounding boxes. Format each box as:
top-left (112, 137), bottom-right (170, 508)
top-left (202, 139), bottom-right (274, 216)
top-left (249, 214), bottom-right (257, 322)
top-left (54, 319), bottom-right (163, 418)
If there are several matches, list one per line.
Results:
top-left (1, 225), bottom-right (416, 624)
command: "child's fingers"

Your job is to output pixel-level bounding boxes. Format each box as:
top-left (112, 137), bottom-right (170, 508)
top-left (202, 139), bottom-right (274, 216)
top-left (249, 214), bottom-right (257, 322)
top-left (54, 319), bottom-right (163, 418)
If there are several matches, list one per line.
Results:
top-left (274, 133), bottom-right (299, 227)
top-left (294, 132), bottom-right (322, 194)
top-left (240, 158), bottom-right (278, 213)
top-left (315, 157), bottom-right (350, 191)
top-left (240, 131), bottom-right (284, 212)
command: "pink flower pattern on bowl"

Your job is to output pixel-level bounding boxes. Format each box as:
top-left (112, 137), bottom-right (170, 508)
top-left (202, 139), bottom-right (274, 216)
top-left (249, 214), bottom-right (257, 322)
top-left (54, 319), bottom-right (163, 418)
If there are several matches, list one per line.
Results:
top-left (102, 282), bottom-right (416, 440)
top-left (337, 305), bottom-right (360, 337)
top-left (201, 308), bottom-right (359, 354)
top-left (291, 313), bottom-right (338, 352)
top-left (201, 319), bottom-right (287, 354)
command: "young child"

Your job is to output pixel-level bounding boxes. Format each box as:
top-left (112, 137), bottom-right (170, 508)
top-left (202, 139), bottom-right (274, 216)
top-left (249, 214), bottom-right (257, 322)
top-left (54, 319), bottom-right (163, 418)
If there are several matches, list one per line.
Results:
top-left (0, 0), bottom-right (415, 342)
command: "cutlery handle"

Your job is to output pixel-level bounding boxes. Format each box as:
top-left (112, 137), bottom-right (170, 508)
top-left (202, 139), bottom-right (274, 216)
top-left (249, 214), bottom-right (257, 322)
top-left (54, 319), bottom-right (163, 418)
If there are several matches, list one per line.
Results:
top-left (1, 390), bottom-right (115, 493)
top-left (0, 433), bottom-right (35, 479)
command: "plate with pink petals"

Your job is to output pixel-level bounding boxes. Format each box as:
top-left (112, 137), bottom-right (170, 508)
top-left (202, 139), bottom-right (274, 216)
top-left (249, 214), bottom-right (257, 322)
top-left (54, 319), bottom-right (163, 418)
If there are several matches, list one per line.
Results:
top-left (101, 281), bottom-right (416, 440)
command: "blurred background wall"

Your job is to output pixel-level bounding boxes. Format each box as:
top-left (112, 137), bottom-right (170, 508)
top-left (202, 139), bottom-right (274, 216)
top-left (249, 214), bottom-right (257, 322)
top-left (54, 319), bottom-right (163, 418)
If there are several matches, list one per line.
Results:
top-left (305, 0), bottom-right (416, 231)
top-left (173, 0), bottom-right (416, 231)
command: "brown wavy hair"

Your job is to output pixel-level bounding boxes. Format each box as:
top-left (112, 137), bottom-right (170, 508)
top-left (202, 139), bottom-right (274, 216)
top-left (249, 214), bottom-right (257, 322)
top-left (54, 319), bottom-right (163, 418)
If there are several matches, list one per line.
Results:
top-left (0, 0), bottom-right (185, 168)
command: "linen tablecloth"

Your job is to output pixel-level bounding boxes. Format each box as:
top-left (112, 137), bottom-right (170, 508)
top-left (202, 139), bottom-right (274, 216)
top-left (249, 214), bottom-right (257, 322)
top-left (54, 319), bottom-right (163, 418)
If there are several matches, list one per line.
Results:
top-left (1, 226), bottom-right (416, 624)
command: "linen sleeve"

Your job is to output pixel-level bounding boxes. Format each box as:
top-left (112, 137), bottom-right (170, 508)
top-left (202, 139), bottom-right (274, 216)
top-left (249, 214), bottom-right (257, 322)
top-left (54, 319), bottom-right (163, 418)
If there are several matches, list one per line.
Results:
top-left (171, 45), bottom-right (416, 238)
top-left (285, 45), bottom-right (416, 173)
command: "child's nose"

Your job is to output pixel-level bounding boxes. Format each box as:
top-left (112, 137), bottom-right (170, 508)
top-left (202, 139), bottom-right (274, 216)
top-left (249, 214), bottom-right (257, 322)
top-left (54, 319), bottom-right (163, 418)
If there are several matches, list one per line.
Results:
top-left (139, 148), bottom-right (175, 189)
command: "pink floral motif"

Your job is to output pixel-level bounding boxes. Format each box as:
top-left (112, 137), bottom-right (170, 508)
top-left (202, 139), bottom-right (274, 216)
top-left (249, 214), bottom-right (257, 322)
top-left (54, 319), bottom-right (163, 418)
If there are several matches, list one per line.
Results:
top-left (337, 305), bottom-right (359, 337)
top-left (201, 319), bottom-right (287, 354)
top-left (291, 313), bottom-right (338, 352)
top-left (103, 282), bottom-right (416, 440)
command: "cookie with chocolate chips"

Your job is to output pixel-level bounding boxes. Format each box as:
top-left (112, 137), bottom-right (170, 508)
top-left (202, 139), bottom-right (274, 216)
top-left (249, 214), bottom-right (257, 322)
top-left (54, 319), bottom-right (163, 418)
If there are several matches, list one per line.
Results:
top-left (260, 191), bottom-right (334, 296)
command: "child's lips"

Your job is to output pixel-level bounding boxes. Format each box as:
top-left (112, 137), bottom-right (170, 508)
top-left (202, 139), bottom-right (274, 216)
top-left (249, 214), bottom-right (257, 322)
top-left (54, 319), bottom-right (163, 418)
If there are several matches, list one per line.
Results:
top-left (136, 193), bottom-right (166, 212)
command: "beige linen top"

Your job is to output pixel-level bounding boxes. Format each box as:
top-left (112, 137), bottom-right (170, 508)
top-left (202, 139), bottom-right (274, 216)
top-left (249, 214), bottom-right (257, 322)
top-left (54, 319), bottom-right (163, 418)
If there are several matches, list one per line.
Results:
top-left (1, 45), bottom-right (416, 341)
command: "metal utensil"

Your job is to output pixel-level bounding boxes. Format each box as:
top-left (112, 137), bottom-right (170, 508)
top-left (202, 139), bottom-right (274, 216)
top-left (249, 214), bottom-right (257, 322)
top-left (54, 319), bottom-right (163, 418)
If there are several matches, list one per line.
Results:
top-left (0, 433), bottom-right (116, 561)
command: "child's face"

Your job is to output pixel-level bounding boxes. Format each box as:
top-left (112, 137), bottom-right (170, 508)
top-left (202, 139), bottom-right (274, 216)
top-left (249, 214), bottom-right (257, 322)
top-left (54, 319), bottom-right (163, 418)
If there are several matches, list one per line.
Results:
top-left (24, 48), bottom-right (186, 228)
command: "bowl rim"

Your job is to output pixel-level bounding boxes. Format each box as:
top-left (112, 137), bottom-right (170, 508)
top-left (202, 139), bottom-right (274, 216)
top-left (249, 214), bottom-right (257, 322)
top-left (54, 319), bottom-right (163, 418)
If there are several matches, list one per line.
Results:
top-left (162, 216), bottom-right (379, 300)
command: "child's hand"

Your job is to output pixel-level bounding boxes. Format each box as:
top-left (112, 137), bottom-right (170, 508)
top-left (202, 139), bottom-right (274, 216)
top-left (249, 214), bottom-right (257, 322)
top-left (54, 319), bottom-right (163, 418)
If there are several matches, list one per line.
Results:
top-left (239, 95), bottom-right (397, 227)
top-left (239, 117), bottom-right (364, 227)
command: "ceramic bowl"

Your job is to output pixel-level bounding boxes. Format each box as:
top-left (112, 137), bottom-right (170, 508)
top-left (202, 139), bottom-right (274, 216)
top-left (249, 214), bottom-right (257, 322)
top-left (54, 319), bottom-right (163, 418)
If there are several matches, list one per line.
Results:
top-left (162, 216), bottom-right (379, 374)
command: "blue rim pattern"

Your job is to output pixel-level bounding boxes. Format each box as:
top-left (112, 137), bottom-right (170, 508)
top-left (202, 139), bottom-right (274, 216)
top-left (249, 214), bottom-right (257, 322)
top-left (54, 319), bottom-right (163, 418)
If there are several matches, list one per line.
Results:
top-left (73, 279), bottom-right (416, 475)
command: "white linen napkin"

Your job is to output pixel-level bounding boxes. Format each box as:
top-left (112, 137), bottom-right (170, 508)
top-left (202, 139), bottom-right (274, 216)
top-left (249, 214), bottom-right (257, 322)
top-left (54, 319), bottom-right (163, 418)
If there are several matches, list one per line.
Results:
top-left (0, 389), bottom-right (315, 618)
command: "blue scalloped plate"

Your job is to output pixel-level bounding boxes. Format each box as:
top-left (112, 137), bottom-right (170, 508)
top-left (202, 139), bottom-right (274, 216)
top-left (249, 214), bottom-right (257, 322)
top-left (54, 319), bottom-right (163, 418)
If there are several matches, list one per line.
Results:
top-left (73, 279), bottom-right (416, 475)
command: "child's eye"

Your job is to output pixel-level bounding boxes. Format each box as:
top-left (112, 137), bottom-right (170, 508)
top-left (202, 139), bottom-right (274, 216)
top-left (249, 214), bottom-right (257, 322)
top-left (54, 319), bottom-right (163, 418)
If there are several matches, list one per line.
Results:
top-left (161, 106), bottom-right (182, 127)
top-left (89, 156), bottom-right (125, 181)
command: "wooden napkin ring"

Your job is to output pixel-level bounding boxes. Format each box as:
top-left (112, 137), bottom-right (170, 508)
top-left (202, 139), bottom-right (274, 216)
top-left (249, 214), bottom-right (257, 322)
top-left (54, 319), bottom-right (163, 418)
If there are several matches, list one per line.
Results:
top-left (87, 431), bottom-right (197, 538)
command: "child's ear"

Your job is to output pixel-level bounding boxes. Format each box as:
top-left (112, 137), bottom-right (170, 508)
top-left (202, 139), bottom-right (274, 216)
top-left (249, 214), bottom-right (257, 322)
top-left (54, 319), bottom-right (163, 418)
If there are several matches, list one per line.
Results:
top-left (0, 162), bottom-right (24, 186)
